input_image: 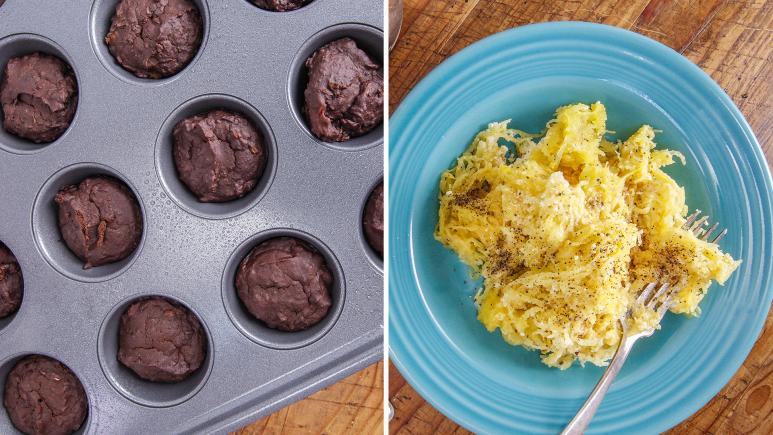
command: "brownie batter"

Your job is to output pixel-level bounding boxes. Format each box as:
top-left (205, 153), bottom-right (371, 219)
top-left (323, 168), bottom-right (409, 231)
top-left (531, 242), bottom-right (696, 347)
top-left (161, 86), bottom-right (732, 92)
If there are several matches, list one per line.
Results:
top-left (173, 110), bottom-right (267, 203)
top-left (251, 0), bottom-right (310, 11)
top-left (304, 38), bottom-right (383, 142)
top-left (0, 53), bottom-right (78, 143)
top-left (0, 242), bottom-right (23, 318)
top-left (3, 355), bottom-right (88, 435)
top-left (363, 183), bottom-right (383, 257)
top-left (55, 177), bottom-right (143, 269)
top-left (118, 297), bottom-right (206, 383)
top-left (236, 237), bottom-right (333, 331)
top-left (105, 0), bottom-right (203, 79)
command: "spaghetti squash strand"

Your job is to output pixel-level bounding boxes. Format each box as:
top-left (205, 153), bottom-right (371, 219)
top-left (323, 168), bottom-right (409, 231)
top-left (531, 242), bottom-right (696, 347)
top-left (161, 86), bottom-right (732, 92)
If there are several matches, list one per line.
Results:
top-left (436, 102), bottom-right (740, 369)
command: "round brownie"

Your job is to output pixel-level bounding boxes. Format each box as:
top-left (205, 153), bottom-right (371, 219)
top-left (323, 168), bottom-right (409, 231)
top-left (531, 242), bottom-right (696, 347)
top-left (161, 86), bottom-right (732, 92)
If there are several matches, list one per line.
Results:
top-left (0, 53), bottom-right (77, 143)
top-left (118, 297), bottom-right (206, 383)
top-left (251, 0), bottom-right (310, 11)
top-left (363, 182), bottom-right (383, 256)
top-left (173, 109), bottom-right (267, 203)
top-left (54, 176), bottom-right (143, 269)
top-left (236, 237), bottom-right (333, 332)
top-left (304, 38), bottom-right (383, 142)
top-left (0, 242), bottom-right (22, 319)
top-left (105, 0), bottom-right (203, 79)
top-left (3, 355), bottom-right (88, 435)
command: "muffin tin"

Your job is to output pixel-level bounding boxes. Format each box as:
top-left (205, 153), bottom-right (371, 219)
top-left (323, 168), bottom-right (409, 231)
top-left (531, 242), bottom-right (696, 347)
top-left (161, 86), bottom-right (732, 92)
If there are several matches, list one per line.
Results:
top-left (0, 0), bottom-right (383, 433)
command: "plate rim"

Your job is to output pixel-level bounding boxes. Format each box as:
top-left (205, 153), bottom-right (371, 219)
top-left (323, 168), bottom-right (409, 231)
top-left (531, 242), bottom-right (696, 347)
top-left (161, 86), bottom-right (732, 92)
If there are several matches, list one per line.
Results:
top-left (389, 20), bottom-right (773, 434)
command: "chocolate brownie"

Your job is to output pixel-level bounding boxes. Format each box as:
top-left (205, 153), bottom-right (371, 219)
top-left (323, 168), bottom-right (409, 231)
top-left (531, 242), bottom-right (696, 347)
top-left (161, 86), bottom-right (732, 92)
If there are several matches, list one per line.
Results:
top-left (118, 297), bottom-right (206, 383)
top-left (0, 242), bottom-right (22, 318)
top-left (3, 355), bottom-right (88, 435)
top-left (173, 109), bottom-right (267, 203)
top-left (304, 38), bottom-right (383, 142)
top-left (251, 0), bottom-right (310, 11)
top-left (0, 53), bottom-right (77, 143)
top-left (363, 182), bottom-right (383, 256)
top-left (55, 176), bottom-right (143, 269)
top-left (236, 237), bottom-right (333, 331)
top-left (105, 0), bottom-right (203, 79)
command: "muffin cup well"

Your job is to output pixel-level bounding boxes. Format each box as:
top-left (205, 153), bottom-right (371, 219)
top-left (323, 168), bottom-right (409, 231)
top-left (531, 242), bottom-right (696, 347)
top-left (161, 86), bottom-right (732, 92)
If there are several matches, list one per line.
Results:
top-left (31, 163), bottom-right (146, 283)
top-left (246, 0), bottom-right (317, 12)
top-left (89, 0), bottom-right (210, 85)
top-left (97, 294), bottom-right (214, 408)
top-left (287, 23), bottom-right (384, 152)
top-left (0, 241), bottom-right (23, 335)
top-left (360, 176), bottom-right (384, 272)
top-left (0, 34), bottom-right (79, 154)
top-left (0, 353), bottom-right (92, 435)
top-left (222, 228), bottom-right (345, 349)
top-left (155, 94), bottom-right (278, 219)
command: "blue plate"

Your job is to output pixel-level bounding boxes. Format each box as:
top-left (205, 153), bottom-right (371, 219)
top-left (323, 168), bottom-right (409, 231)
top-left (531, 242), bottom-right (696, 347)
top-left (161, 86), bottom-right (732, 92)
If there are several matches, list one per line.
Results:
top-left (389, 22), bottom-right (773, 434)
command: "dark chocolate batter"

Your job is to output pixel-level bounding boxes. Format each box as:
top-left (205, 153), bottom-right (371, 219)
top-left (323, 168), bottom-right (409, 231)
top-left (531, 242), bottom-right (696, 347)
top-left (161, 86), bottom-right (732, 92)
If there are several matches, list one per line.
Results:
top-left (0, 53), bottom-right (78, 143)
top-left (3, 355), bottom-right (88, 435)
top-left (55, 176), bottom-right (143, 269)
top-left (363, 182), bottom-right (383, 257)
top-left (118, 297), bottom-right (206, 383)
top-left (105, 0), bottom-right (203, 79)
top-left (0, 242), bottom-right (23, 318)
top-left (173, 109), bottom-right (267, 203)
top-left (236, 237), bottom-right (333, 332)
top-left (304, 38), bottom-right (383, 142)
top-left (251, 0), bottom-right (311, 11)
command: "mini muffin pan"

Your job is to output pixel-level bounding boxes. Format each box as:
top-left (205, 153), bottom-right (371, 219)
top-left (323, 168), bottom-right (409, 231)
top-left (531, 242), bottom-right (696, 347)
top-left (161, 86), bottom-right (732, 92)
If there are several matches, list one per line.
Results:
top-left (0, 0), bottom-right (383, 433)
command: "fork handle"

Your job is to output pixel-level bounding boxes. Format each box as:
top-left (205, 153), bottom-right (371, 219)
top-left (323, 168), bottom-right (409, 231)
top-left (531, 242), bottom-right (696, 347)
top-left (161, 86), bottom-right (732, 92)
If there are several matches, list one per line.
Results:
top-left (561, 338), bottom-right (635, 435)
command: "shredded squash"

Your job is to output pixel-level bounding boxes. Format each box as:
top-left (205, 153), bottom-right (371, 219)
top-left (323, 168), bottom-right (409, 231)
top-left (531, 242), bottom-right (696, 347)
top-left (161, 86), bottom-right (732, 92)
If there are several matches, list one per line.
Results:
top-left (435, 102), bottom-right (739, 369)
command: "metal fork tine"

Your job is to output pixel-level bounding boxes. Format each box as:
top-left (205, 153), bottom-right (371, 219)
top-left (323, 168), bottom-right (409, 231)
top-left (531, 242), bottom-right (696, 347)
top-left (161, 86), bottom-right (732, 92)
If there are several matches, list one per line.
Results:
top-left (657, 286), bottom-right (680, 320)
top-left (683, 210), bottom-right (701, 228)
top-left (684, 210), bottom-right (726, 244)
top-left (564, 211), bottom-right (729, 435)
top-left (711, 228), bottom-right (728, 244)
top-left (646, 283), bottom-right (671, 308)
top-left (689, 215), bottom-right (709, 234)
top-left (701, 222), bottom-right (719, 242)
top-left (636, 282), bottom-right (657, 305)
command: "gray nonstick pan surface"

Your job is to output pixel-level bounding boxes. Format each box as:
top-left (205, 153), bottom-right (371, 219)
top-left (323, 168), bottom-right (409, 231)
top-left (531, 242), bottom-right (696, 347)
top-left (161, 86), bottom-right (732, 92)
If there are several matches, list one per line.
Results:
top-left (0, 1), bottom-right (383, 433)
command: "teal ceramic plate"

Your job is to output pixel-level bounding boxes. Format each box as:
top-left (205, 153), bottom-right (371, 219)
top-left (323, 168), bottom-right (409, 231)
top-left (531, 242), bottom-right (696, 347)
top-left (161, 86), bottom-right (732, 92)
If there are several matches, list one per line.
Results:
top-left (389, 22), bottom-right (773, 434)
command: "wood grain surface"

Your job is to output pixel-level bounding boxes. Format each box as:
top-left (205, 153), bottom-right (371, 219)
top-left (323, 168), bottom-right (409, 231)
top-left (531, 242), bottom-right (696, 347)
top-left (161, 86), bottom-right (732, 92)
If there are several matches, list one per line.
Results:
top-left (389, 0), bottom-right (773, 434)
top-left (234, 361), bottom-right (383, 435)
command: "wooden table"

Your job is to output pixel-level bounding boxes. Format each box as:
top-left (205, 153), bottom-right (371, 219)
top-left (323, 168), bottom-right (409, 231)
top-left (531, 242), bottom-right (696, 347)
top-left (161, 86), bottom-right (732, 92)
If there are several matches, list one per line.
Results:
top-left (389, 0), bottom-right (773, 434)
top-left (233, 361), bottom-right (383, 435)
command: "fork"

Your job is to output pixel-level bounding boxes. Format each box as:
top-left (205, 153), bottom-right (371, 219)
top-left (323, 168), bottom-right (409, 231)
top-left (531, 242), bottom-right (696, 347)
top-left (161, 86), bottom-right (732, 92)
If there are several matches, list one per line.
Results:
top-left (561, 211), bottom-right (725, 435)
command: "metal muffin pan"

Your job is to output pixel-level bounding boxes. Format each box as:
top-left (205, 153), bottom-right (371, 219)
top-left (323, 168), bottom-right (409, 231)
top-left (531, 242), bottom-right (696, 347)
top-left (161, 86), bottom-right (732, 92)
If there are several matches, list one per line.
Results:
top-left (0, 0), bottom-right (383, 433)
